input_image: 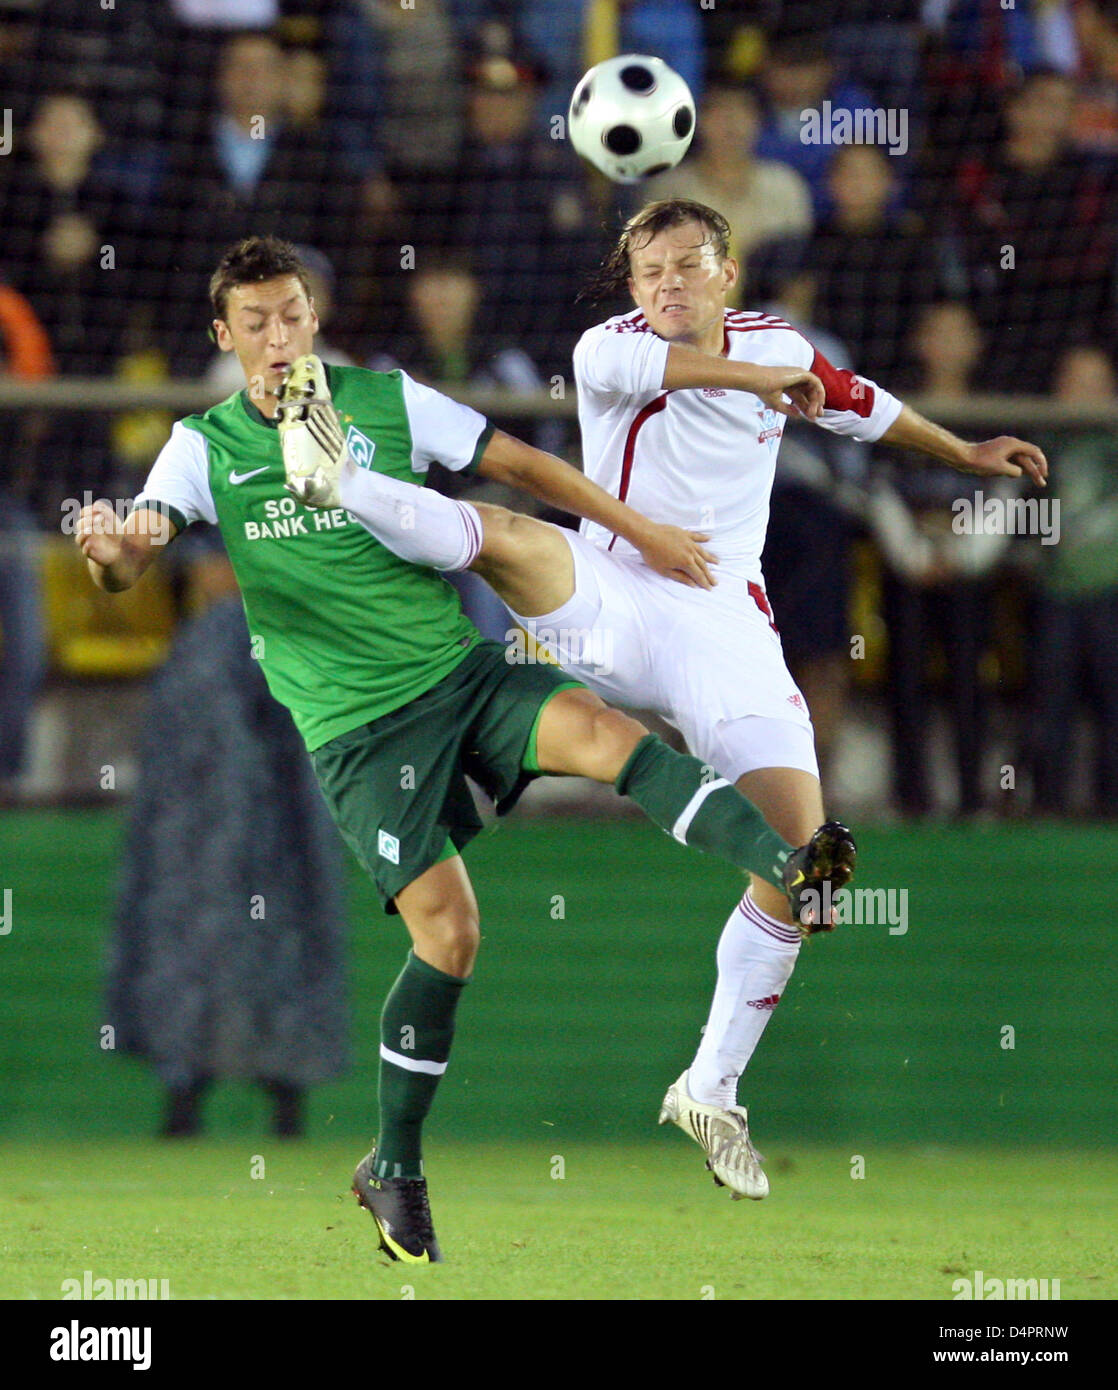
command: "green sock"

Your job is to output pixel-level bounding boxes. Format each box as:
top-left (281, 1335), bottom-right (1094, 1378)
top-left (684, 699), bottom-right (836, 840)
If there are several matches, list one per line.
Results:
top-left (376, 950), bottom-right (467, 1179)
top-left (615, 734), bottom-right (793, 888)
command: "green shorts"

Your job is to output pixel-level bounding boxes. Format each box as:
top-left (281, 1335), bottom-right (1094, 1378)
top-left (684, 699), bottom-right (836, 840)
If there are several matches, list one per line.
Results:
top-left (310, 639), bottom-right (582, 913)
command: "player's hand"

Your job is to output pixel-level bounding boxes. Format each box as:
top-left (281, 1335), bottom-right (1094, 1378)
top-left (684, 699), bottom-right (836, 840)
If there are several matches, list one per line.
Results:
top-left (754, 367), bottom-right (825, 421)
top-left (956, 436), bottom-right (1049, 487)
top-left (634, 523), bottom-right (719, 589)
top-left (74, 500), bottom-right (125, 568)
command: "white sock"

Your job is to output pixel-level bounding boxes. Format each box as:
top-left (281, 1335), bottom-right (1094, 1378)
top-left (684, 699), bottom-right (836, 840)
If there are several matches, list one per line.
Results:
top-left (337, 460), bottom-right (483, 571)
top-left (687, 890), bottom-right (801, 1109)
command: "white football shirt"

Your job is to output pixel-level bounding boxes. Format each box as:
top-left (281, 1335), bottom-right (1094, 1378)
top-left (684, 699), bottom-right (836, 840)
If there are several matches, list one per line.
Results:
top-left (573, 307), bottom-right (902, 580)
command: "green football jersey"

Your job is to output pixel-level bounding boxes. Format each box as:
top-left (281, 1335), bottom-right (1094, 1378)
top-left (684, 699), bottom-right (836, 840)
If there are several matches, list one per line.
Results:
top-left (134, 364), bottom-right (494, 750)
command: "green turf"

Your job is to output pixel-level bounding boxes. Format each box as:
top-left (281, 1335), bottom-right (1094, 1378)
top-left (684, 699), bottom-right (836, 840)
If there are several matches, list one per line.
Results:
top-left (1, 1139), bottom-right (1113, 1301)
top-left (3, 810), bottom-right (1116, 1147)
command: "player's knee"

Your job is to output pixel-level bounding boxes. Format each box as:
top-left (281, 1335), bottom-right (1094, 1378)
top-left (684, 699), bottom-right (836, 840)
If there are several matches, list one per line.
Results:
top-left (411, 904), bottom-right (480, 978)
top-left (473, 505), bottom-right (556, 579)
top-left (588, 704), bottom-right (647, 778)
top-left (472, 503), bottom-right (520, 573)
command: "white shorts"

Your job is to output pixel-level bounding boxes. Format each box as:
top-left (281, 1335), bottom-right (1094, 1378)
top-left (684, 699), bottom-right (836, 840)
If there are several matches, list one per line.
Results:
top-left (507, 529), bottom-right (819, 782)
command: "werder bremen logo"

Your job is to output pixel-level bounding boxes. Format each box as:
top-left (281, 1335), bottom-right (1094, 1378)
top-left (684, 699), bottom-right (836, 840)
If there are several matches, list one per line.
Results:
top-left (346, 424), bottom-right (376, 468)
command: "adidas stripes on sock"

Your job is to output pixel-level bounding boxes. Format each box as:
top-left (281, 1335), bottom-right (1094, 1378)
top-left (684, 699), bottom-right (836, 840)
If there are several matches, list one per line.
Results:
top-left (688, 891), bottom-right (801, 1109)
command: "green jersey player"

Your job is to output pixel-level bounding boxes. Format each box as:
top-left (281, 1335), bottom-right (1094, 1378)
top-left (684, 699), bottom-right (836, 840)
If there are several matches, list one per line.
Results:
top-left (76, 236), bottom-right (853, 1264)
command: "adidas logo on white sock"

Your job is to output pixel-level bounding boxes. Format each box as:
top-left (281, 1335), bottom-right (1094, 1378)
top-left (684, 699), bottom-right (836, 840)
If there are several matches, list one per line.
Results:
top-left (745, 994), bottom-right (781, 1011)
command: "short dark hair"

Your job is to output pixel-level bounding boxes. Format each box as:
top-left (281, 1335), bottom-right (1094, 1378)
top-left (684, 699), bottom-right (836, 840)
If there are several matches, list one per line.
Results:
top-left (580, 199), bottom-right (732, 302)
top-left (209, 235), bottom-right (311, 320)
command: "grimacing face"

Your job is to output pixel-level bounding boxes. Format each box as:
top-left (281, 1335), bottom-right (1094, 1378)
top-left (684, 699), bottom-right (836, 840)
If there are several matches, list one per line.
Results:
top-left (213, 275), bottom-right (319, 412)
top-left (628, 221), bottom-right (738, 352)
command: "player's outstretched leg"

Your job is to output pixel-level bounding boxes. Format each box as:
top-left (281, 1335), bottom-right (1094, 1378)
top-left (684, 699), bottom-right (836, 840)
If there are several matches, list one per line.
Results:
top-left (533, 687), bottom-right (855, 911)
top-left (277, 354), bottom-right (581, 615)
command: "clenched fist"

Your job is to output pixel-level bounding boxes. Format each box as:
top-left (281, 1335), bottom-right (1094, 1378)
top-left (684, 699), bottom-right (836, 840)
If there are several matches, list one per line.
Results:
top-left (74, 500), bottom-right (126, 568)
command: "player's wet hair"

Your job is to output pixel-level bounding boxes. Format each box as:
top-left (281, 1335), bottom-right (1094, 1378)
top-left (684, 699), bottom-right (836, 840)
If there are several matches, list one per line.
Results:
top-left (579, 199), bottom-right (732, 302)
top-left (209, 235), bottom-right (312, 321)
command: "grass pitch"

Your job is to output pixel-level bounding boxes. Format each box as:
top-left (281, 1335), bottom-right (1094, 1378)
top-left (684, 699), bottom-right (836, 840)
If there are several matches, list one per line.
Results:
top-left (2, 1139), bottom-right (1114, 1301)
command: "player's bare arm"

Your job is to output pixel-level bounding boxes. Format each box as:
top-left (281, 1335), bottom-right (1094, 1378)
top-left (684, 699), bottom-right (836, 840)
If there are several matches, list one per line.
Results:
top-left (76, 501), bottom-right (178, 592)
top-left (879, 403), bottom-right (1049, 487)
top-left (475, 428), bottom-right (719, 590)
top-left (662, 346), bottom-right (825, 420)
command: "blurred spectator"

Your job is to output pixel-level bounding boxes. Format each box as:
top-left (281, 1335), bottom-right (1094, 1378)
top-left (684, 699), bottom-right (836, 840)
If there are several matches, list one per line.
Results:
top-left (750, 240), bottom-right (868, 792)
top-left (809, 144), bottom-right (937, 382)
top-left (828, 2), bottom-right (926, 132)
top-left (169, 0), bottom-right (278, 21)
top-left (0, 91), bottom-right (142, 373)
top-left (754, 33), bottom-right (878, 217)
top-left (369, 255), bottom-right (554, 401)
top-left (0, 91), bottom-right (140, 517)
top-left (0, 282), bottom-right (54, 381)
top-left (448, 1), bottom-right (704, 136)
top-left (368, 253), bottom-right (567, 640)
top-left (440, 47), bottom-right (601, 376)
top-left (20, 0), bottom-right (165, 143)
top-left (153, 31), bottom-right (367, 372)
top-left (647, 83), bottom-right (813, 304)
top-left (1030, 345), bottom-right (1118, 816)
top-left (952, 68), bottom-right (1118, 393)
top-left (205, 246), bottom-right (353, 396)
top-left (868, 301), bottom-right (1015, 818)
top-left (1070, 0), bottom-right (1118, 156)
top-left (0, 281), bottom-right (53, 794)
top-left (356, 0), bottom-right (464, 190)
top-left (108, 591), bottom-right (349, 1138)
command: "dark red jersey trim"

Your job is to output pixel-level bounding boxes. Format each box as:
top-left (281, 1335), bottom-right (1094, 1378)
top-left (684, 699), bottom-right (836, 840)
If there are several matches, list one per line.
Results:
top-left (608, 391), bottom-right (670, 551)
top-left (748, 580), bottom-right (779, 633)
top-left (725, 322), bottom-right (797, 333)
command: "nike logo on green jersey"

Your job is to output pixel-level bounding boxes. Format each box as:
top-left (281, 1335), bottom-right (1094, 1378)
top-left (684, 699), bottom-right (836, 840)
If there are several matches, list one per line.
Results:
top-left (229, 466), bottom-right (271, 485)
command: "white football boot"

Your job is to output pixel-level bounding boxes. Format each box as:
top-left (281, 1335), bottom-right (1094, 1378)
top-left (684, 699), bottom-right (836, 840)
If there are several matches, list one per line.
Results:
top-left (658, 1070), bottom-right (769, 1200)
top-left (277, 354), bottom-right (349, 509)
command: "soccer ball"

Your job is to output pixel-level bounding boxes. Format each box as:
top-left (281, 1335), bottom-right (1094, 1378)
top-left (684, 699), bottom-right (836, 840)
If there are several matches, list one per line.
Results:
top-left (568, 55), bottom-right (696, 184)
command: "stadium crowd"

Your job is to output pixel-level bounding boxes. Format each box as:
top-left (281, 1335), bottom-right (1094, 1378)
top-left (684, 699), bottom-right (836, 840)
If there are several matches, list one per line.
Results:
top-left (2, 0), bottom-right (1117, 816)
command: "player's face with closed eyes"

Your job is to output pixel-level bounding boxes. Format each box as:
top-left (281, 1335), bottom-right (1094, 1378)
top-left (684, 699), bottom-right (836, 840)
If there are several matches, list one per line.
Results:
top-left (213, 276), bottom-right (319, 412)
top-left (628, 221), bottom-right (738, 354)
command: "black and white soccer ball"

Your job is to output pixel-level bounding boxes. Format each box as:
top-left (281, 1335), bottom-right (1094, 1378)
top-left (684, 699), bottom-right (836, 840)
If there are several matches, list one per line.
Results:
top-left (568, 55), bottom-right (696, 184)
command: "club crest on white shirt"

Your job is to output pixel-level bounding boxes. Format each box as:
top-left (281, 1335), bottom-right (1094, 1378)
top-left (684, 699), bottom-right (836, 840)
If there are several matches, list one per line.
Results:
top-left (757, 406), bottom-right (782, 448)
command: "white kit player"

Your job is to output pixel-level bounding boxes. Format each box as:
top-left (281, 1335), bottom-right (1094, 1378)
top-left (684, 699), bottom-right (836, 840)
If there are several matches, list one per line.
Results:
top-left (284, 199), bottom-right (1047, 1199)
